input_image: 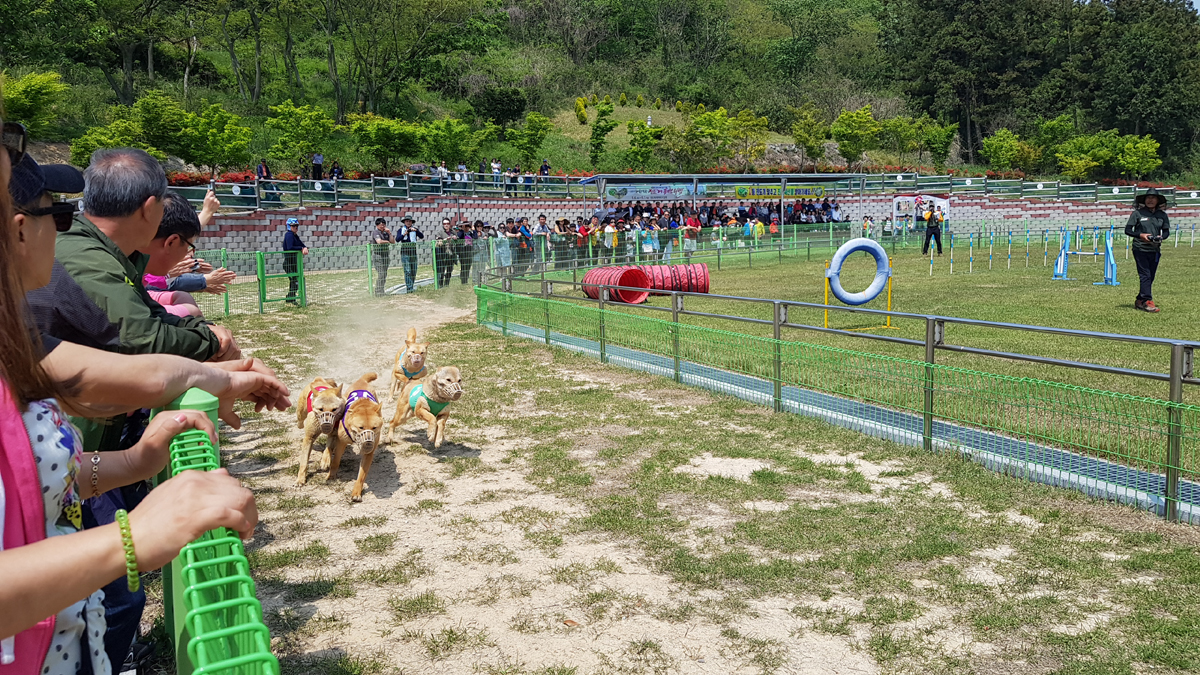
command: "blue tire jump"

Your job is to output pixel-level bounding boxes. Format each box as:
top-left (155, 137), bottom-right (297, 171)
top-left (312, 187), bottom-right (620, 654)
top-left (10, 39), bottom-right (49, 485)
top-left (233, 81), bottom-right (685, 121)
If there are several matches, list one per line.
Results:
top-left (826, 238), bottom-right (891, 306)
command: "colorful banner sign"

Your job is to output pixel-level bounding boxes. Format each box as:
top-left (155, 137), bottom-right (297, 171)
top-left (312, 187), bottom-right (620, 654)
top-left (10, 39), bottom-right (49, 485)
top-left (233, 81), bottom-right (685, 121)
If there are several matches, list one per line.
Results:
top-left (605, 184), bottom-right (701, 200)
top-left (892, 194), bottom-right (950, 224)
top-left (733, 185), bottom-right (825, 199)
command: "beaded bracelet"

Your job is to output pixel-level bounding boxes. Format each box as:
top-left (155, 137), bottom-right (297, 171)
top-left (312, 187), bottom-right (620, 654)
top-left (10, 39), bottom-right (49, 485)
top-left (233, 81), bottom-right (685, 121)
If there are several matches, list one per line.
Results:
top-left (114, 509), bottom-right (140, 592)
top-left (90, 452), bottom-right (101, 499)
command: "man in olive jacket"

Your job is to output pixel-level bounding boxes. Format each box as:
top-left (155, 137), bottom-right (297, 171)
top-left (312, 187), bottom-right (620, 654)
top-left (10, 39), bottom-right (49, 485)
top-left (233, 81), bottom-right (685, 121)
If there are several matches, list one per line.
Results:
top-left (1124, 188), bottom-right (1170, 313)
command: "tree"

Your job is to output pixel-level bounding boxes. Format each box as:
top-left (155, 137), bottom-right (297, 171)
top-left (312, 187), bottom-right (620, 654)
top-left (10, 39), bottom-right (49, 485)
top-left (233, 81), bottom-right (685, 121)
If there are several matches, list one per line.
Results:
top-left (1058, 155), bottom-right (1100, 183)
top-left (728, 109), bottom-right (769, 171)
top-left (657, 108), bottom-right (733, 172)
top-left (636, 94), bottom-right (645, 107)
top-left (422, 118), bottom-right (495, 164)
top-left (619, 92), bottom-right (627, 106)
top-left (189, 102), bottom-right (253, 175)
top-left (347, 113), bottom-right (425, 172)
top-left (603, 94), bottom-right (612, 105)
top-left (922, 119), bottom-right (958, 169)
top-left (981, 129), bottom-right (1023, 171)
top-left (1, 71), bottom-right (70, 139)
top-left (575, 98), bottom-right (588, 125)
top-left (675, 100), bottom-right (683, 112)
top-left (655, 98), bottom-right (663, 110)
top-left (879, 116), bottom-right (919, 165)
top-left (1114, 134), bottom-right (1162, 179)
top-left (1055, 130), bottom-right (1122, 181)
top-left (625, 119), bottom-right (664, 170)
top-left (830, 105), bottom-right (880, 168)
top-left (132, 90), bottom-right (198, 160)
top-left (589, 102), bottom-right (618, 166)
top-left (70, 118), bottom-right (166, 167)
top-left (470, 87), bottom-right (527, 129)
top-left (790, 103), bottom-right (829, 171)
top-left (265, 100), bottom-right (336, 168)
top-left (508, 112), bottom-right (555, 168)
top-left (589, 94), bottom-right (598, 105)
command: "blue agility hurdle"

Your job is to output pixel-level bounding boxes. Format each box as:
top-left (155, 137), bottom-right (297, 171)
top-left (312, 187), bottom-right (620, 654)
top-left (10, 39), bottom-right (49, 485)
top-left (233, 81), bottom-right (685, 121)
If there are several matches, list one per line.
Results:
top-left (1052, 228), bottom-right (1120, 286)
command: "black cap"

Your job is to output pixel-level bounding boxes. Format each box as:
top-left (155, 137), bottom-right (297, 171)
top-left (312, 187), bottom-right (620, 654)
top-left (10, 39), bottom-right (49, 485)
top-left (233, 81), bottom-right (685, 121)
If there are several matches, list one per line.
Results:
top-left (9, 153), bottom-right (84, 207)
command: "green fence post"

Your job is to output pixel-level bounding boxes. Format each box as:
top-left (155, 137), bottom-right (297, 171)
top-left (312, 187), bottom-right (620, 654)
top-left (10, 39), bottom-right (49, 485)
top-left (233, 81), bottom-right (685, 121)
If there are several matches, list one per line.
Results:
top-left (923, 318), bottom-right (939, 453)
top-left (298, 249), bottom-right (308, 307)
top-left (671, 293), bottom-right (682, 384)
top-left (221, 248), bottom-right (229, 317)
top-left (255, 251), bottom-right (265, 314)
top-left (1166, 344), bottom-right (1187, 522)
top-left (432, 241), bottom-right (439, 289)
top-left (772, 302), bottom-right (783, 413)
top-left (366, 244), bottom-right (375, 296)
top-left (542, 281), bottom-right (551, 346)
top-left (598, 290), bottom-right (607, 364)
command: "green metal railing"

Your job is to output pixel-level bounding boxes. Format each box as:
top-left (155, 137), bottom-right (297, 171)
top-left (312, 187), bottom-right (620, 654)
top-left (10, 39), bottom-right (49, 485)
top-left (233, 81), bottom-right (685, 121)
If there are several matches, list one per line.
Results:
top-left (156, 389), bottom-right (279, 675)
top-left (476, 287), bottom-right (1200, 524)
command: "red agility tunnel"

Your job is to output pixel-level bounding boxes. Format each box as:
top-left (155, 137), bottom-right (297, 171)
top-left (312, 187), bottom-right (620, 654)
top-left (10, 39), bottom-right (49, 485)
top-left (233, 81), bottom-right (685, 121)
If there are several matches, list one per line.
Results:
top-left (623, 263), bottom-right (710, 295)
top-left (581, 267), bottom-right (651, 304)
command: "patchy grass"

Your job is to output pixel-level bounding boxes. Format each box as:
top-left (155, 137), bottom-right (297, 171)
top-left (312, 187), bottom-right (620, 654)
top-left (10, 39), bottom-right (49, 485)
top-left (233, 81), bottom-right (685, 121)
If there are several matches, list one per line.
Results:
top-left (402, 625), bottom-right (492, 660)
top-left (248, 541), bottom-right (330, 571)
top-left (357, 548), bottom-right (432, 586)
top-left (339, 515), bottom-right (388, 528)
top-left (355, 533), bottom-right (398, 555)
top-left (389, 590), bottom-right (447, 622)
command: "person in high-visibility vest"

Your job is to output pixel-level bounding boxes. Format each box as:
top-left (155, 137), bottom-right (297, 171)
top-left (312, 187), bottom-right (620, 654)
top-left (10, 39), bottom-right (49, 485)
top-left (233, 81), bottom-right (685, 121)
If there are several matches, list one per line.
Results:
top-left (922, 207), bottom-right (943, 255)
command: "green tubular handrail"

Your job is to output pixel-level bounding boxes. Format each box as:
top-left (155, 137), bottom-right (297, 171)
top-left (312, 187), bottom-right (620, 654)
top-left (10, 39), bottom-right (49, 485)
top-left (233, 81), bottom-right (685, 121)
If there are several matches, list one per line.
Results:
top-left (157, 388), bottom-right (280, 675)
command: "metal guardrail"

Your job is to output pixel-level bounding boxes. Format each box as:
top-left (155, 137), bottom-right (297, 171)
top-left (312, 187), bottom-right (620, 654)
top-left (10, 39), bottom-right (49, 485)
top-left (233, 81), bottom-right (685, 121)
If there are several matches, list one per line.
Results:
top-left (167, 172), bottom-right (1200, 213)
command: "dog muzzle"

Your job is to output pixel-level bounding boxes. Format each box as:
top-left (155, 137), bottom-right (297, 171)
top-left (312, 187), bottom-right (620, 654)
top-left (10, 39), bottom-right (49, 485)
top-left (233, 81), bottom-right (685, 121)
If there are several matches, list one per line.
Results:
top-left (316, 411), bottom-right (337, 431)
top-left (354, 429), bottom-right (376, 451)
top-left (446, 381), bottom-right (464, 397)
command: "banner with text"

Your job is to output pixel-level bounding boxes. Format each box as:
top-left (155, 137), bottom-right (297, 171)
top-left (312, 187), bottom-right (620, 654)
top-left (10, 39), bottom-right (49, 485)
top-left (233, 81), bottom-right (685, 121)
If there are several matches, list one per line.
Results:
top-left (733, 185), bottom-right (826, 199)
top-left (605, 184), bottom-right (702, 201)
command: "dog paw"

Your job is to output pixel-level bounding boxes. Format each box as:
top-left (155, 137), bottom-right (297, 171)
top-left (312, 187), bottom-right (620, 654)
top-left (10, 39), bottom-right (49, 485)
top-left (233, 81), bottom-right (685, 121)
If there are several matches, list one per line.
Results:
top-left (295, 476), bottom-right (307, 487)
top-left (350, 492), bottom-right (363, 503)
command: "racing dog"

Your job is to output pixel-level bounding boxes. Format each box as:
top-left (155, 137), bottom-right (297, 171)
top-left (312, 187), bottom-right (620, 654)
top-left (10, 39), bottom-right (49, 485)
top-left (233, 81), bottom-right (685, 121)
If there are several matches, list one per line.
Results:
top-left (326, 372), bottom-right (385, 501)
top-left (296, 377), bottom-right (345, 486)
top-left (387, 366), bottom-right (463, 449)
top-left (389, 327), bottom-right (430, 401)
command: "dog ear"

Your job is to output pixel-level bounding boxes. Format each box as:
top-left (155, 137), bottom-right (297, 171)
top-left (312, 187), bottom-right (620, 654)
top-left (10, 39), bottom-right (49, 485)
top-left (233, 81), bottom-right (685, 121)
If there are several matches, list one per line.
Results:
top-left (406, 327), bottom-right (417, 346)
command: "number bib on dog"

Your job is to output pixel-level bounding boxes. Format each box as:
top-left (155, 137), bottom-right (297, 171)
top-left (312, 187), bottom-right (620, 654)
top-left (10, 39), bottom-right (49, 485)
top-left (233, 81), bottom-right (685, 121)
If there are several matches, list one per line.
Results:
top-left (409, 385), bottom-right (450, 416)
top-left (341, 390), bottom-right (378, 436)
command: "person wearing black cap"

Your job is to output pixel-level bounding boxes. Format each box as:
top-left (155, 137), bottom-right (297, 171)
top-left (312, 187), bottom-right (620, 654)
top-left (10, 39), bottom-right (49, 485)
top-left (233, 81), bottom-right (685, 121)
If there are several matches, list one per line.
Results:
top-left (395, 215), bottom-right (423, 293)
top-left (1125, 188), bottom-right (1170, 312)
top-left (369, 217), bottom-right (395, 296)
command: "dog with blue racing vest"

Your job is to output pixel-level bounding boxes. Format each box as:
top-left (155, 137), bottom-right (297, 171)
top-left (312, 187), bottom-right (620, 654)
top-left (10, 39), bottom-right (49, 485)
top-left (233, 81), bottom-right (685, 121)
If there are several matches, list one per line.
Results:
top-left (389, 327), bottom-right (429, 401)
top-left (386, 366), bottom-right (463, 449)
top-left (326, 372), bottom-right (386, 501)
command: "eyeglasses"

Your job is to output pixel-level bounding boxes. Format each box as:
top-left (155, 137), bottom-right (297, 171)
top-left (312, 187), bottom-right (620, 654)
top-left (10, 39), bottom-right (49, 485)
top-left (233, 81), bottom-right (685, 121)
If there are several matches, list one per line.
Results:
top-left (185, 239), bottom-right (197, 254)
top-left (15, 201), bottom-right (78, 232)
top-left (2, 121), bottom-right (27, 166)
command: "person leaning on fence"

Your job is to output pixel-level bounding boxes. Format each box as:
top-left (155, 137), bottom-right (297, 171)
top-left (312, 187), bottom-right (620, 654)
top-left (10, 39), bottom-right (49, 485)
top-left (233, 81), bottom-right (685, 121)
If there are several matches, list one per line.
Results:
top-left (283, 217), bottom-right (308, 303)
top-left (433, 218), bottom-right (457, 288)
top-left (397, 215), bottom-right (424, 293)
top-left (921, 205), bottom-right (943, 256)
top-left (471, 220), bottom-right (490, 285)
top-left (370, 217), bottom-right (395, 296)
top-left (455, 220), bottom-right (474, 285)
top-left (1126, 188), bottom-right (1170, 313)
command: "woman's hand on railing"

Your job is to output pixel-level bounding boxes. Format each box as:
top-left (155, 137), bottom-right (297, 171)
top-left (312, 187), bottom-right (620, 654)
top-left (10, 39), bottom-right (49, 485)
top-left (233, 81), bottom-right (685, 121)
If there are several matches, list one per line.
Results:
top-left (129, 469), bottom-right (259, 570)
top-left (127, 409), bottom-right (218, 481)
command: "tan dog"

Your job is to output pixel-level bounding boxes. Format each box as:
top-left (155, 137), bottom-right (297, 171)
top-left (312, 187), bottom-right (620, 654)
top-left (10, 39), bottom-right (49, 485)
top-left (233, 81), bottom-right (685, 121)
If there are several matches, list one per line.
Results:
top-left (387, 366), bottom-right (463, 449)
top-left (295, 377), bottom-right (346, 487)
top-left (389, 327), bottom-right (430, 401)
top-left (325, 372), bottom-right (386, 501)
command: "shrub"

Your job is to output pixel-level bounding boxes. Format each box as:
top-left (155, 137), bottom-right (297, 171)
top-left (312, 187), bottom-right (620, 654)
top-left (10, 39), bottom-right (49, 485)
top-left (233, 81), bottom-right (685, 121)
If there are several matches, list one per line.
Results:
top-left (1, 71), bottom-right (69, 139)
top-left (575, 98), bottom-right (588, 125)
top-left (675, 100), bottom-right (683, 112)
top-left (655, 98), bottom-right (662, 110)
top-left (619, 92), bottom-right (628, 106)
top-left (636, 94), bottom-right (645, 107)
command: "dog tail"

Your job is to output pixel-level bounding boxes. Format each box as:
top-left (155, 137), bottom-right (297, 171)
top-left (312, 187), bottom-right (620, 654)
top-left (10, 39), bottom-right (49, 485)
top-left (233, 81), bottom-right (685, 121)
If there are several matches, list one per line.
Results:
top-left (406, 327), bottom-right (418, 344)
top-left (362, 372), bottom-right (379, 383)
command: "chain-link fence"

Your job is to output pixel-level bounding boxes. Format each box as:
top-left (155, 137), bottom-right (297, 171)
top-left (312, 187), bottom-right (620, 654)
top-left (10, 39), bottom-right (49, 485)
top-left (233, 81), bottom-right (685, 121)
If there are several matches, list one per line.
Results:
top-left (476, 287), bottom-right (1200, 524)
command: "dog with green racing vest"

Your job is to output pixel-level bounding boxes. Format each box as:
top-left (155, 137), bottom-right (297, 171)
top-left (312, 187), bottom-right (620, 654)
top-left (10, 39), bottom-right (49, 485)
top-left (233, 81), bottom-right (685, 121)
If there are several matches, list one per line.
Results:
top-left (386, 366), bottom-right (463, 449)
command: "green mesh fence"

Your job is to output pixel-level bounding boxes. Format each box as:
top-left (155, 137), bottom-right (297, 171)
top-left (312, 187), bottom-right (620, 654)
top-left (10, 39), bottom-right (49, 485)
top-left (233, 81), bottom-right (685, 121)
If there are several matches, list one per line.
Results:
top-left (476, 287), bottom-right (1200, 523)
top-left (158, 389), bottom-right (279, 675)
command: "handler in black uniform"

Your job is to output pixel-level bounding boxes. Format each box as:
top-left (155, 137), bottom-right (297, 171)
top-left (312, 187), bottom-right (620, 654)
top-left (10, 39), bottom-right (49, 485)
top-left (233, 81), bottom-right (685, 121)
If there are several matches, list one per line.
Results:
top-left (1125, 188), bottom-right (1169, 313)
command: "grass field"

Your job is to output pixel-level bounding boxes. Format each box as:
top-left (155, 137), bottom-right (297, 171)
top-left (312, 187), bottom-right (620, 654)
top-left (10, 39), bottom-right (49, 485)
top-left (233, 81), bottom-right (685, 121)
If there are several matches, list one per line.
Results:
top-left (519, 237), bottom-right (1200, 405)
top-left (168, 276), bottom-right (1200, 675)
